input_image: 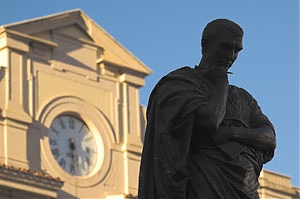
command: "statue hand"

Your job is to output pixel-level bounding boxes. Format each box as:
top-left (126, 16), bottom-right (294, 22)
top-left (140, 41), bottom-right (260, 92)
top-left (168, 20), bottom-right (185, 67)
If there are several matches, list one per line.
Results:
top-left (202, 66), bottom-right (229, 85)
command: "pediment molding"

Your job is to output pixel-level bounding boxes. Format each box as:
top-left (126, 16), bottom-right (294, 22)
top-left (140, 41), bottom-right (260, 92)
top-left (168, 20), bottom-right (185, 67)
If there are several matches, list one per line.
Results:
top-left (3, 9), bottom-right (152, 76)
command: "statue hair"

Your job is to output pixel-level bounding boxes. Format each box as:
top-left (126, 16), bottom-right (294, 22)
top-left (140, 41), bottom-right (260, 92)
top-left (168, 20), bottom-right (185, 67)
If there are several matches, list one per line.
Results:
top-left (201, 19), bottom-right (244, 54)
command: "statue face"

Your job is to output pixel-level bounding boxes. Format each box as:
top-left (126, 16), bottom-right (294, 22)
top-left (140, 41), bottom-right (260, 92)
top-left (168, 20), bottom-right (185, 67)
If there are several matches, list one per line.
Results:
top-left (205, 31), bottom-right (243, 69)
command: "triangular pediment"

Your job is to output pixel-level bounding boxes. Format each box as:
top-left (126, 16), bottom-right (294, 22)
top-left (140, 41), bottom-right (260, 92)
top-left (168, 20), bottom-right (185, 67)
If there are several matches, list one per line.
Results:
top-left (48, 24), bottom-right (94, 42)
top-left (3, 9), bottom-right (151, 76)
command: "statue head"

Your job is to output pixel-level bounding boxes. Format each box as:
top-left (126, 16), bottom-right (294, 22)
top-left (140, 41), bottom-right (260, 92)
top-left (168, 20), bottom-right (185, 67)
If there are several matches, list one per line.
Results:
top-left (201, 19), bottom-right (244, 54)
top-left (200, 19), bottom-right (244, 69)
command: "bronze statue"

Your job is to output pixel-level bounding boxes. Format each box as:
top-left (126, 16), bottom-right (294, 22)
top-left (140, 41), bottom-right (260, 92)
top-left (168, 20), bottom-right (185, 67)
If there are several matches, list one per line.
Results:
top-left (138, 19), bottom-right (276, 199)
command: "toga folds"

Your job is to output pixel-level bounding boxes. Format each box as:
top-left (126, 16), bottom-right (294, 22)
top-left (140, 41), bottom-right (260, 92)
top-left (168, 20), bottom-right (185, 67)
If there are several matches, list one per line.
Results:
top-left (138, 66), bottom-right (275, 199)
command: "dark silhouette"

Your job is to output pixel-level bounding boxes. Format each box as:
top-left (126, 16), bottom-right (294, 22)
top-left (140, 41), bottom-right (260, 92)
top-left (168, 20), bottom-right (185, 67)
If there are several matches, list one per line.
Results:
top-left (138, 19), bottom-right (276, 199)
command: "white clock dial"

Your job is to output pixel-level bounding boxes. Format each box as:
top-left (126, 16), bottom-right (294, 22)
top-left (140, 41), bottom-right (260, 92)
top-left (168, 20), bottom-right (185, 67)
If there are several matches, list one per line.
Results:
top-left (48, 115), bottom-right (98, 176)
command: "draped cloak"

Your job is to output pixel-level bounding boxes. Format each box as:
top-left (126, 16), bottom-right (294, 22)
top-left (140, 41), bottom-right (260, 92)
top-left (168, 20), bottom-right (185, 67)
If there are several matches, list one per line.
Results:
top-left (138, 67), bottom-right (275, 199)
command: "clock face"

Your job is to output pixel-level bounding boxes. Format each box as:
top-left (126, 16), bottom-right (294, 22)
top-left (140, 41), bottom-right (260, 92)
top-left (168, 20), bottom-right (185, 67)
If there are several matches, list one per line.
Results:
top-left (48, 115), bottom-right (98, 176)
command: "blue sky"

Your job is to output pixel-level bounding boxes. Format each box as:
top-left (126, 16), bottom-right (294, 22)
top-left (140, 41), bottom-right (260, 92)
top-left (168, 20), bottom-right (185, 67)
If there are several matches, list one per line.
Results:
top-left (1, 0), bottom-right (299, 186)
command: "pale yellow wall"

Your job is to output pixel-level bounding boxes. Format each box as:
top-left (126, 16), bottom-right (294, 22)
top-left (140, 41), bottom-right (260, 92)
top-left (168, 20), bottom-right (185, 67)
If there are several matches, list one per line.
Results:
top-left (0, 10), bottom-right (150, 198)
top-left (259, 170), bottom-right (299, 199)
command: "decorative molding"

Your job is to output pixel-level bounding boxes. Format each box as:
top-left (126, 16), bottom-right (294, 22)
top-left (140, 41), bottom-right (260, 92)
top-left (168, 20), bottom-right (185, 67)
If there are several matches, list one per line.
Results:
top-left (119, 73), bottom-right (145, 87)
top-left (38, 96), bottom-right (114, 188)
top-left (0, 164), bottom-right (63, 196)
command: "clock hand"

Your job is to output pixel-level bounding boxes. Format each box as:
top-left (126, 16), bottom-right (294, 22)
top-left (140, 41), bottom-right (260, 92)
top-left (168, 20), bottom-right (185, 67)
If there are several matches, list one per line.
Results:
top-left (69, 138), bottom-right (79, 175)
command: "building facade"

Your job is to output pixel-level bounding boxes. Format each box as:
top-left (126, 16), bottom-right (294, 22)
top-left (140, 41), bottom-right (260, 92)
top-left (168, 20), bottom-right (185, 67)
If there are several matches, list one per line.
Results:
top-left (0, 9), bottom-right (151, 198)
top-left (0, 10), bottom-right (298, 198)
top-left (258, 170), bottom-right (299, 199)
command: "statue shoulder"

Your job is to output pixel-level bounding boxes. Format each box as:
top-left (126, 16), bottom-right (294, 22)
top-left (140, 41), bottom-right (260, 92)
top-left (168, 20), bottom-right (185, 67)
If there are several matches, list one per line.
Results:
top-left (167, 66), bottom-right (194, 75)
top-left (164, 66), bottom-right (200, 81)
top-left (148, 66), bottom-right (201, 105)
top-left (229, 85), bottom-right (251, 95)
top-left (229, 85), bottom-right (258, 105)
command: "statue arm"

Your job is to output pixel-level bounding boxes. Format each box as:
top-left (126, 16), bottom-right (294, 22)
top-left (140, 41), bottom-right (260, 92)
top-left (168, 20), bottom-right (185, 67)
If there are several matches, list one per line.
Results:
top-left (216, 92), bottom-right (276, 152)
top-left (239, 92), bottom-right (276, 151)
top-left (228, 125), bottom-right (276, 151)
top-left (196, 68), bottom-right (229, 130)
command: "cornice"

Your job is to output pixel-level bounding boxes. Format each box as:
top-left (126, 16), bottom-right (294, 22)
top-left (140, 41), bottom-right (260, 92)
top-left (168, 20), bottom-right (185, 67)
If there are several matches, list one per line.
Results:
top-left (3, 29), bottom-right (58, 47)
top-left (0, 164), bottom-right (63, 192)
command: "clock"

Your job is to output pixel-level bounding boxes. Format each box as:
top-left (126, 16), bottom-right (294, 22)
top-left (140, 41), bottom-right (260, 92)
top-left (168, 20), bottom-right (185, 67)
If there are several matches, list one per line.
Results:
top-left (48, 114), bottom-right (98, 176)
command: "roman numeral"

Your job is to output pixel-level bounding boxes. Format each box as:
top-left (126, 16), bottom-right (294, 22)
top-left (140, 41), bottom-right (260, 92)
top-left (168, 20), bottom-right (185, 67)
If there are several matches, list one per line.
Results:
top-left (58, 118), bottom-right (66, 130)
top-left (69, 164), bottom-right (75, 175)
top-left (68, 117), bottom-right (75, 130)
top-left (78, 123), bottom-right (84, 134)
top-left (51, 148), bottom-right (60, 159)
top-left (50, 127), bottom-right (59, 135)
top-left (84, 136), bottom-right (93, 142)
top-left (85, 157), bottom-right (90, 168)
top-left (49, 139), bottom-right (58, 146)
top-left (59, 158), bottom-right (66, 169)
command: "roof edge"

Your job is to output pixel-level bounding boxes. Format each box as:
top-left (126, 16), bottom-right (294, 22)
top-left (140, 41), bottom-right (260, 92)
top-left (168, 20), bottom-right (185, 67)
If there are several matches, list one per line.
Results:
top-left (2, 9), bottom-right (82, 28)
